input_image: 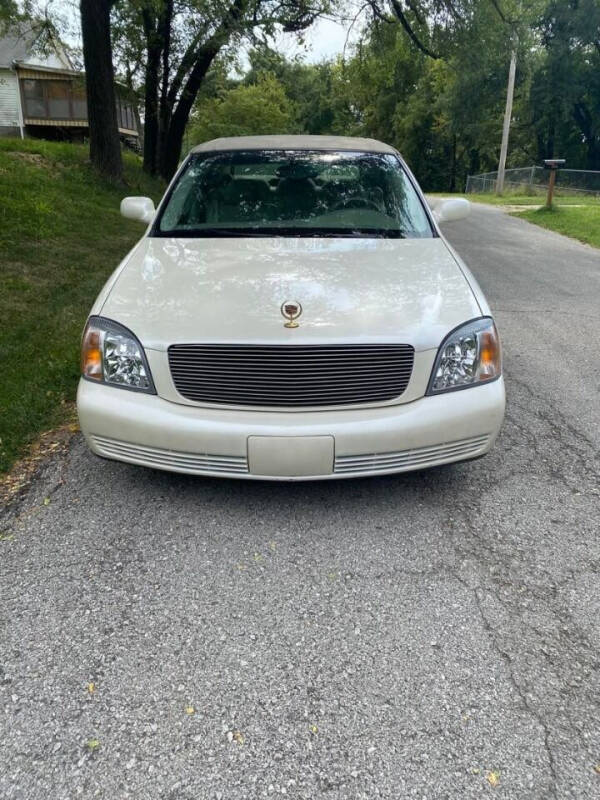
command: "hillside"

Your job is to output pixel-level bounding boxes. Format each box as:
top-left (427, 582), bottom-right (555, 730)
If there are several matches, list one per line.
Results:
top-left (0, 139), bottom-right (164, 474)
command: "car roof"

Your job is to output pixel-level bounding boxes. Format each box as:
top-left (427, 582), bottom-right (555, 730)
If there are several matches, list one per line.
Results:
top-left (190, 135), bottom-right (398, 155)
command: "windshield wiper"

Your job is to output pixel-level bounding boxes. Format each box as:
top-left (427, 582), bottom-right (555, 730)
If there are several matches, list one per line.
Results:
top-left (160, 227), bottom-right (272, 237)
top-left (154, 226), bottom-right (407, 239)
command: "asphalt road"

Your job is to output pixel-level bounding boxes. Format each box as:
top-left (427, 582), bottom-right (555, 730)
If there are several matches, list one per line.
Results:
top-left (1, 205), bottom-right (600, 799)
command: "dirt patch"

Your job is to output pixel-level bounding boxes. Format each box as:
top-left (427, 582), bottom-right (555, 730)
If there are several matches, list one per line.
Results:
top-left (6, 151), bottom-right (53, 169)
top-left (0, 409), bottom-right (78, 508)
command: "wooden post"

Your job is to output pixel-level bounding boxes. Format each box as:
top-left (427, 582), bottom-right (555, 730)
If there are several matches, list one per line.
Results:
top-left (543, 160), bottom-right (565, 207)
top-left (545, 168), bottom-right (557, 209)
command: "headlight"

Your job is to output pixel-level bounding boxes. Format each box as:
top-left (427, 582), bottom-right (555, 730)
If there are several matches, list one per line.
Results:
top-left (81, 316), bottom-right (155, 393)
top-left (427, 317), bottom-right (501, 394)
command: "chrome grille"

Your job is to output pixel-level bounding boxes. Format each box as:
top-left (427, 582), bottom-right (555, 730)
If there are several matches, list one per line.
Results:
top-left (91, 435), bottom-right (248, 474)
top-left (334, 434), bottom-right (491, 475)
top-left (168, 344), bottom-right (414, 407)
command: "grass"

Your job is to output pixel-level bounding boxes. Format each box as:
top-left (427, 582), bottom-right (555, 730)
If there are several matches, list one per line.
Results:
top-left (0, 138), bottom-right (164, 474)
top-left (429, 191), bottom-right (600, 207)
top-left (513, 205), bottom-right (600, 249)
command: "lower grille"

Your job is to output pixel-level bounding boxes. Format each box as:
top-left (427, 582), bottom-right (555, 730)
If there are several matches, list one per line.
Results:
top-left (168, 344), bottom-right (414, 407)
top-left (91, 435), bottom-right (248, 474)
top-left (334, 434), bottom-right (491, 475)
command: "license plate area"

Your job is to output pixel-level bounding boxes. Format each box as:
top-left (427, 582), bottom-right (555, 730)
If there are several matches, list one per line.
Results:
top-left (247, 436), bottom-right (334, 477)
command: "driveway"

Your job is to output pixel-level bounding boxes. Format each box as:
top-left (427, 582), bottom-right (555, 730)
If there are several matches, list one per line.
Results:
top-left (1, 205), bottom-right (599, 799)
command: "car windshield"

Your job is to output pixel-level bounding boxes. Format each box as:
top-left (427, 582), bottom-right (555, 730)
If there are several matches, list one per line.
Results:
top-left (155, 150), bottom-right (433, 238)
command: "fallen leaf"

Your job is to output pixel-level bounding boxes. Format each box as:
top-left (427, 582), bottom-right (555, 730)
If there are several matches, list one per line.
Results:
top-left (470, 767), bottom-right (481, 775)
top-left (593, 764), bottom-right (600, 774)
top-left (87, 683), bottom-right (95, 694)
top-left (86, 738), bottom-right (100, 752)
top-left (310, 724), bottom-right (318, 735)
top-left (43, 497), bottom-right (50, 506)
top-left (185, 706), bottom-right (195, 715)
top-left (486, 770), bottom-right (500, 788)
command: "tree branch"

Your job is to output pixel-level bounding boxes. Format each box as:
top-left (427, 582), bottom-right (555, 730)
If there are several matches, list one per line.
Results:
top-left (388, 0), bottom-right (440, 58)
top-left (489, 0), bottom-right (506, 24)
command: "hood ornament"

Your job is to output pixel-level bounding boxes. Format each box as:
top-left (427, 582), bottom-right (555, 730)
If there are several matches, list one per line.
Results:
top-left (281, 300), bottom-right (302, 328)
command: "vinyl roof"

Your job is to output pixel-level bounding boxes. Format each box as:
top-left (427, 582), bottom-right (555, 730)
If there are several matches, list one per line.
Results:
top-left (190, 135), bottom-right (397, 155)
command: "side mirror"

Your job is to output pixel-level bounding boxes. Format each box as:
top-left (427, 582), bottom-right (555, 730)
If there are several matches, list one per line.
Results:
top-left (434, 197), bottom-right (471, 224)
top-left (120, 196), bottom-right (156, 224)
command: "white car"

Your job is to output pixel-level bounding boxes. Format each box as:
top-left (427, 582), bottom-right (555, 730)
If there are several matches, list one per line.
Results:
top-left (77, 135), bottom-right (505, 480)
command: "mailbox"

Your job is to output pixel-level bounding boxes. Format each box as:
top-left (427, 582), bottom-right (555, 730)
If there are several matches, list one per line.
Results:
top-left (544, 159), bottom-right (566, 170)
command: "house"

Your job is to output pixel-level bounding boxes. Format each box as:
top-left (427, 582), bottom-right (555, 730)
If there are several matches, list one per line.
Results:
top-left (0, 21), bottom-right (139, 144)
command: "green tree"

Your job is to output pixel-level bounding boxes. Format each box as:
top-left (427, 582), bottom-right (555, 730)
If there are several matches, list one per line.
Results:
top-left (112, 0), bottom-right (331, 180)
top-left (531, 0), bottom-right (600, 168)
top-left (137, 0), bottom-right (600, 187)
top-left (0, 0), bottom-right (25, 28)
top-left (188, 73), bottom-right (297, 143)
top-left (244, 49), bottom-right (347, 134)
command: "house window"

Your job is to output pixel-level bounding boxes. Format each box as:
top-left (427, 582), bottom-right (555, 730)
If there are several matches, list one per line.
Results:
top-left (71, 82), bottom-right (87, 119)
top-left (20, 76), bottom-right (133, 130)
top-left (124, 103), bottom-right (134, 130)
top-left (47, 81), bottom-right (70, 119)
top-left (116, 95), bottom-right (136, 131)
top-left (22, 79), bottom-right (46, 117)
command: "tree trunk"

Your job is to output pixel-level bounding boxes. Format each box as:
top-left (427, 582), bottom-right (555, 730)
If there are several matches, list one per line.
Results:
top-left (157, 0), bottom-right (174, 178)
top-left (80, 0), bottom-right (122, 180)
top-left (448, 134), bottom-right (457, 192)
top-left (142, 44), bottom-right (160, 174)
top-left (142, 10), bottom-right (161, 175)
top-left (157, 0), bottom-right (248, 180)
top-left (160, 46), bottom-right (221, 180)
top-left (573, 102), bottom-right (600, 171)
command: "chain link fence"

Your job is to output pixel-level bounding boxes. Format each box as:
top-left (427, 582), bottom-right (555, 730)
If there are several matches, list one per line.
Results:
top-left (465, 166), bottom-right (600, 196)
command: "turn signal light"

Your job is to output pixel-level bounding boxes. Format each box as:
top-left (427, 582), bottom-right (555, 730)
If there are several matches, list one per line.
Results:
top-left (81, 327), bottom-right (103, 380)
top-left (478, 329), bottom-right (501, 379)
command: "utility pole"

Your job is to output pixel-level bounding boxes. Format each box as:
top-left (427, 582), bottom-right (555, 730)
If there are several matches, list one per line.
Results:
top-left (496, 48), bottom-right (517, 195)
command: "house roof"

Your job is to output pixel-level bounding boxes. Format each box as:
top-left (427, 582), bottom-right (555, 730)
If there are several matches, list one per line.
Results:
top-left (191, 135), bottom-right (397, 155)
top-left (0, 20), bottom-right (72, 70)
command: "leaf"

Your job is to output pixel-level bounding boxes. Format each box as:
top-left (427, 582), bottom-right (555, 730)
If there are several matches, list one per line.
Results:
top-left (310, 724), bottom-right (318, 735)
top-left (43, 497), bottom-right (50, 506)
top-left (486, 770), bottom-right (500, 788)
top-left (86, 738), bottom-right (100, 752)
top-left (185, 706), bottom-right (195, 715)
top-left (232, 730), bottom-right (244, 744)
top-left (87, 682), bottom-right (95, 694)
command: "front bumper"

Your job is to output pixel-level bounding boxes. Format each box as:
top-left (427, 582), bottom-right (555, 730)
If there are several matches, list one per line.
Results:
top-left (77, 378), bottom-right (505, 480)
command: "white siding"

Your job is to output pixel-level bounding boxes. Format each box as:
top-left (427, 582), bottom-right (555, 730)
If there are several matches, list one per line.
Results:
top-left (0, 68), bottom-right (21, 129)
top-left (25, 50), bottom-right (70, 70)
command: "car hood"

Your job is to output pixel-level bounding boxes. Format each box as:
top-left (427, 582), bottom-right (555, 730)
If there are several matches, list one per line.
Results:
top-left (100, 236), bottom-right (481, 352)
